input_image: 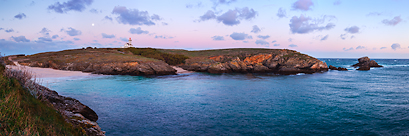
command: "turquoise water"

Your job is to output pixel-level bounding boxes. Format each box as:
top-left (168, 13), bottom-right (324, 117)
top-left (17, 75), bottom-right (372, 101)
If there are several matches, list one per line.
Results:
top-left (44, 59), bottom-right (409, 135)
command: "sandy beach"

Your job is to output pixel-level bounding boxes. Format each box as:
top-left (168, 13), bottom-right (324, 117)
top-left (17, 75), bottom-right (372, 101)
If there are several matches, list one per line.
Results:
top-left (6, 61), bottom-right (92, 78)
top-left (6, 61), bottom-right (192, 79)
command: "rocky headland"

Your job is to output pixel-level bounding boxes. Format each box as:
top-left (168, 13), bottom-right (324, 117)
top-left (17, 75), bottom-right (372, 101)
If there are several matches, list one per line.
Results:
top-left (179, 49), bottom-right (328, 75)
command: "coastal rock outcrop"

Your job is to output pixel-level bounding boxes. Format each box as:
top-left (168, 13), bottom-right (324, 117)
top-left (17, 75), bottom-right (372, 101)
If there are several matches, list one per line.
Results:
top-left (329, 65), bottom-right (348, 71)
top-left (37, 85), bottom-right (105, 136)
top-left (352, 56), bottom-right (382, 70)
top-left (180, 50), bottom-right (328, 75)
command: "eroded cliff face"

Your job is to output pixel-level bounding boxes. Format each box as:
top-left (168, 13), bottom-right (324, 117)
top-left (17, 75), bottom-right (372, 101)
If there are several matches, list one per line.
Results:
top-left (20, 61), bottom-right (176, 76)
top-left (180, 50), bottom-right (328, 75)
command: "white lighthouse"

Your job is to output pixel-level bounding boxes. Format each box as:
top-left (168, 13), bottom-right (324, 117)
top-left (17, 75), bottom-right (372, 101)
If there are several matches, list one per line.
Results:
top-left (122, 37), bottom-right (133, 48)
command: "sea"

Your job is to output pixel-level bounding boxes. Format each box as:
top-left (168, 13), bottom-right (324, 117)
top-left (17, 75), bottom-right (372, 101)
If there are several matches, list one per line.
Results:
top-left (41, 59), bottom-right (409, 136)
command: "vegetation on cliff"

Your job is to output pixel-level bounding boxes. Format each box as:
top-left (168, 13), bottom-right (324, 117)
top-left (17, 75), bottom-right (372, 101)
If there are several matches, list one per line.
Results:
top-left (0, 60), bottom-right (86, 135)
top-left (120, 48), bottom-right (189, 65)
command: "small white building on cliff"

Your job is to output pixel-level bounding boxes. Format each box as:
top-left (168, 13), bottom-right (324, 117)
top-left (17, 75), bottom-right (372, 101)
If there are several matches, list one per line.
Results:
top-left (122, 38), bottom-right (133, 48)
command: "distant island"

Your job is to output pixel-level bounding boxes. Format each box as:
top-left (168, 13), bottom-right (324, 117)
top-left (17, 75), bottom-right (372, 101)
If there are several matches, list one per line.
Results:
top-left (8, 47), bottom-right (331, 75)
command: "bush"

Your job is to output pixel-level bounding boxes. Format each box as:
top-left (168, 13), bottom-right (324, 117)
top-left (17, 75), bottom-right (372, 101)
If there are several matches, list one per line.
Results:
top-left (126, 48), bottom-right (189, 65)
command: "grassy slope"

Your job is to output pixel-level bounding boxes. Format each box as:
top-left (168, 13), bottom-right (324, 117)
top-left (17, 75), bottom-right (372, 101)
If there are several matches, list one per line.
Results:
top-left (158, 48), bottom-right (311, 63)
top-left (0, 64), bottom-right (86, 135)
top-left (15, 48), bottom-right (159, 66)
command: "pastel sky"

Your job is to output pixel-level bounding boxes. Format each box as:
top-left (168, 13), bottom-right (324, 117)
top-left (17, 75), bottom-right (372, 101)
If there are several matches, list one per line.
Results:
top-left (0, 0), bottom-right (408, 58)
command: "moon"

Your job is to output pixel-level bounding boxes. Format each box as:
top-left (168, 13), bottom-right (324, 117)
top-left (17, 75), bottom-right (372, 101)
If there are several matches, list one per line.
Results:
top-left (92, 23), bottom-right (94, 26)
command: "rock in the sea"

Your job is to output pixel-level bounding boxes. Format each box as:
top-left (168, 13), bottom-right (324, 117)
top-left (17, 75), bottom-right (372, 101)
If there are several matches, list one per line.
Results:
top-left (352, 56), bottom-right (382, 70)
top-left (357, 66), bottom-right (370, 71)
top-left (329, 65), bottom-right (348, 71)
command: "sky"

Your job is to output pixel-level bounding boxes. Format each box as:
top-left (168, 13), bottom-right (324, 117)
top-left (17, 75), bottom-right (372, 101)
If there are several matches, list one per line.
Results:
top-left (0, 0), bottom-right (408, 58)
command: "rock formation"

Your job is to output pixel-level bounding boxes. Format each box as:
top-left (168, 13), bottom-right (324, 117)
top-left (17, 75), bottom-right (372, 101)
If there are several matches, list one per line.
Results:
top-left (329, 65), bottom-right (348, 71)
top-left (180, 51), bottom-right (328, 75)
top-left (352, 56), bottom-right (382, 70)
top-left (37, 85), bottom-right (105, 136)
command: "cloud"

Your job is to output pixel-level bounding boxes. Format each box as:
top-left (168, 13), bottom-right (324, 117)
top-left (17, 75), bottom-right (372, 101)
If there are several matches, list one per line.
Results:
top-left (366, 12), bottom-right (382, 16)
top-left (340, 34), bottom-right (347, 40)
top-left (216, 9), bottom-right (240, 26)
top-left (276, 8), bottom-right (286, 18)
top-left (104, 16), bottom-right (113, 21)
top-left (288, 38), bottom-right (293, 42)
top-left (273, 44), bottom-right (280, 46)
top-left (5, 29), bottom-right (14, 33)
top-left (162, 22), bottom-right (168, 25)
top-left (120, 37), bottom-right (129, 42)
top-left (48, 0), bottom-right (93, 13)
top-left (229, 32), bottom-right (252, 40)
top-left (151, 14), bottom-right (161, 21)
top-left (14, 13), bottom-right (26, 19)
top-left (380, 47), bottom-right (387, 50)
top-left (320, 35), bottom-right (329, 41)
top-left (257, 35), bottom-right (270, 39)
top-left (155, 35), bottom-right (173, 39)
top-left (89, 8), bottom-right (100, 14)
top-left (382, 16), bottom-right (402, 26)
top-left (289, 44), bottom-right (298, 47)
top-left (251, 25), bottom-right (261, 33)
top-left (391, 43), bottom-right (401, 50)
top-left (112, 6), bottom-right (159, 26)
top-left (186, 2), bottom-right (203, 8)
top-left (39, 28), bottom-right (51, 36)
top-left (65, 27), bottom-right (81, 36)
top-left (11, 36), bottom-right (30, 42)
top-left (344, 26), bottom-right (359, 34)
top-left (292, 0), bottom-right (313, 11)
top-left (216, 7), bottom-right (257, 26)
top-left (212, 0), bottom-right (237, 10)
top-left (36, 37), bottom-right (52, 43)
top-left (52, 35), bottom-right (59, 39)
top-left (289, 15), bottom-right (335, 34)
top-left (243, 41), bottom-right (249, 43)
top-left (211, 36), bottom-right (224, 41)
top-left (199, 10), bottom-right (216, 21)
top-left (356, 46), bottom-right (366, 50)
top-left (129, 27), bottom-right (149, 34)
top-left (333, 0), bottom-right (341, 5)
top-left (102, 33), bottom-right (115, 38)
top-left (343, 47), bottom-right (353, 51)
top-left (0, 28), bottom-right (3, 30)
top-left (272, 40), bottom-right (277, 43)
top-left (255, 40), bottom-right (269, 45)
top-left (73, 38), bottom-right (80, 41)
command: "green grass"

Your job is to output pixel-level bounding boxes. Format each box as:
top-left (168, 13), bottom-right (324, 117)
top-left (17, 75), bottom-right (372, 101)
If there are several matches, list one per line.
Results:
top-left (0, 64), bottom-right (86, 136)
top-left (121, 48), bottom-right (189, 65)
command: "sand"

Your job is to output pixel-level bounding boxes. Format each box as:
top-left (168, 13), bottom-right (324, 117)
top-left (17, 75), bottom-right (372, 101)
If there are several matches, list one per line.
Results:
top-left (6, 62), bottom-right (91, 78)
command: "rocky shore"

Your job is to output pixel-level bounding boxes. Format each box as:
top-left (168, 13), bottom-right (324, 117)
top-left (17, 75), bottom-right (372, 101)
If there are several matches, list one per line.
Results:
top-left (4, 64), bottom-right (105, 136)
top-left (180, 50), bottom-right (328, 75)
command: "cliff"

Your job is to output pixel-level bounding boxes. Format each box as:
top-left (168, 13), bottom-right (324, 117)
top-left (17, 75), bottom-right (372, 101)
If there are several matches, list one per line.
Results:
top-left (160, 48), bottom-right (328, 75)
